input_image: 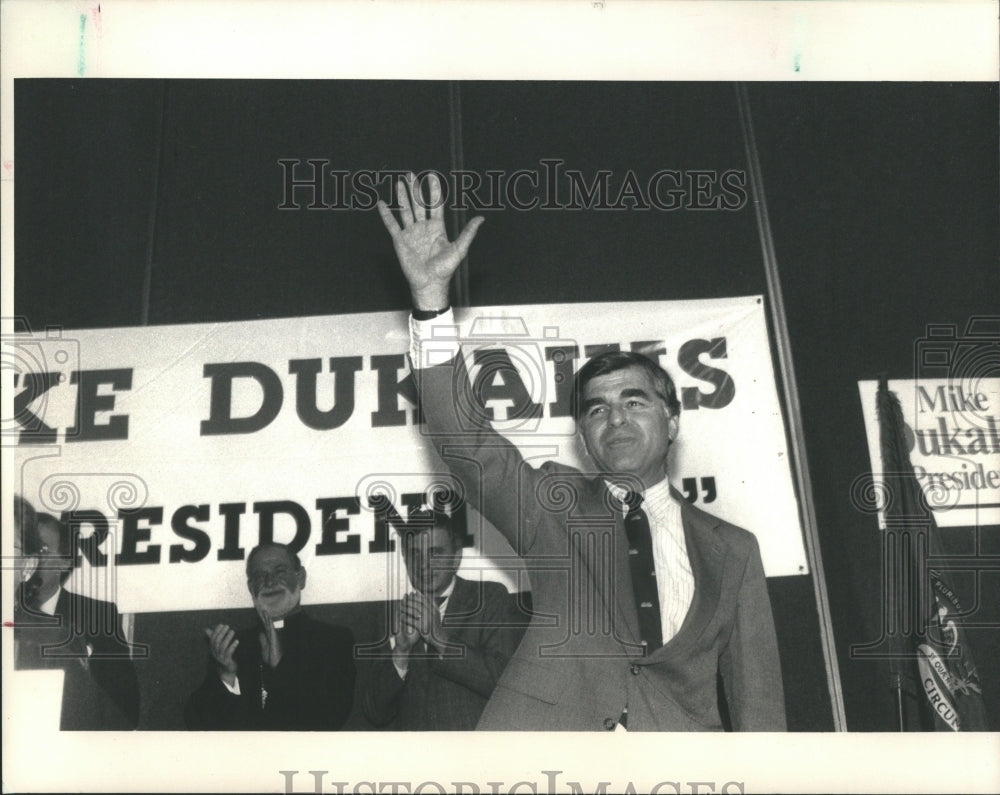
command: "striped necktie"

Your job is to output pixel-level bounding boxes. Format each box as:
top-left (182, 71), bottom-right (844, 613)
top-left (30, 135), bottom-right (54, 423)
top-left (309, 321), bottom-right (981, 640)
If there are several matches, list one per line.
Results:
top-left (623, 491), bottom-right (662, 653)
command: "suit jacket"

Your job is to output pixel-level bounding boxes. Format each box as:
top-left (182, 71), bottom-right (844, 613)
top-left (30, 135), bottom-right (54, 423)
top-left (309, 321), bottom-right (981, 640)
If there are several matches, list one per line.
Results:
top-left (362, 576), bottom-right (526, 730)
top-left (417, 354), bottom-right (787, 731)
top-left (14, 589), bottom-right (140, 730)
top-left (184, 610), bottom-right (355, 731)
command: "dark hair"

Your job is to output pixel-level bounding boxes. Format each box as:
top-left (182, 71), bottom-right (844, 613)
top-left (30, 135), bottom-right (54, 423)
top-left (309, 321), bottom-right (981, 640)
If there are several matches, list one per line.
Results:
top-left (572, 350), bottom-right (681, 419)
top-left (246, 542), bottom-right (302, 572)
top-left (398, 506), bottom-right (465, 550)
top-left (35, 512), bottom-right (70, 553)
top-left (15, 494), bottom-right (43, 555)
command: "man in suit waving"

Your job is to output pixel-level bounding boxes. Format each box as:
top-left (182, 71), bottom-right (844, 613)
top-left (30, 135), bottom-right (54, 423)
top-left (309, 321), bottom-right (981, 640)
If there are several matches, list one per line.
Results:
top-left (375, 172), bottom-right (786, 731)
top-left (363, 505), bottom-right (526, 730)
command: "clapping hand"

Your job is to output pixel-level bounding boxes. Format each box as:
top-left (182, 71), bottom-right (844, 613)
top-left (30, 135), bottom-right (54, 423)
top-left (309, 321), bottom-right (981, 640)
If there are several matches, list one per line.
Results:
top-left (203, 624), bottom-right (239, 687)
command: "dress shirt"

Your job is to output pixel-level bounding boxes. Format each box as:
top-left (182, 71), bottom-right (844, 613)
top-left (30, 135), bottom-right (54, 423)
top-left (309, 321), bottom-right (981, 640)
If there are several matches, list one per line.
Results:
top-left (608, 480), bottom-right (695, 644)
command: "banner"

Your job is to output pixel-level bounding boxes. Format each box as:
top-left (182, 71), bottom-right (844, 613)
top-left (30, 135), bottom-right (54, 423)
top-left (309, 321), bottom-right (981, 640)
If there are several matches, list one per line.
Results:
top-left (858, 378), bottom-right (1000, 529)
top-left (9, 297), bottom-right (807, 613)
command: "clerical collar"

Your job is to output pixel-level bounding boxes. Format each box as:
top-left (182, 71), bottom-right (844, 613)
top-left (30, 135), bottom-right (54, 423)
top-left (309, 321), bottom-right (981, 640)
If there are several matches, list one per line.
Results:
top-left (272, 619), bottom-right (284, 629)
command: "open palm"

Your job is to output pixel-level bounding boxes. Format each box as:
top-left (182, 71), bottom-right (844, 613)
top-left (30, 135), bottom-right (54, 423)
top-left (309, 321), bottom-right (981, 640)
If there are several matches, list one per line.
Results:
top-left (377, 172), bottom-right (483, 309)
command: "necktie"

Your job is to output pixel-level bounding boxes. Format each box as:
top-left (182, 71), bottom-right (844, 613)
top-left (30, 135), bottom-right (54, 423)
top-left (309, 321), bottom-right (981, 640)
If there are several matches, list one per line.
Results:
top-left (623, 491), bottom-right (662, 653)
top-left (422, 595), bottom-right (447, 654)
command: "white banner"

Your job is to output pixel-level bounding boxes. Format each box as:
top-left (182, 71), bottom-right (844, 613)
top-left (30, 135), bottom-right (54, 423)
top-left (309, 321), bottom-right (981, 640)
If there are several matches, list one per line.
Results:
top-left (858, 378), bottom-right (1000, 528)
top-left (10, 297), bottom-right (807, 613)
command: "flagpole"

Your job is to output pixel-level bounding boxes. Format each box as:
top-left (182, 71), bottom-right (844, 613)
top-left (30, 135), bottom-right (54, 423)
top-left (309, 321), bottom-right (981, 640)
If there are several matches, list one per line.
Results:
top-left (735, 83), bottom-right (848, 731)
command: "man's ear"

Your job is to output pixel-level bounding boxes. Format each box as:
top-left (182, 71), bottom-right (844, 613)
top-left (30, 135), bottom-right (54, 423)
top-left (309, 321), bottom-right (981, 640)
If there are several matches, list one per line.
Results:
top-left (297, 567), bottom-right (307, 590)
top-left (667, 410), bottom-right (680, 443)
top-left (21, 556), bottom-right (38, 582)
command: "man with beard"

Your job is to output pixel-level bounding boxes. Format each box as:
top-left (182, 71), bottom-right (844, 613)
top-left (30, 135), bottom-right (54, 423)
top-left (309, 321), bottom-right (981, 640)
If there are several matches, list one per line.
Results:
top-left (185, 542), bottom-right (356, 730)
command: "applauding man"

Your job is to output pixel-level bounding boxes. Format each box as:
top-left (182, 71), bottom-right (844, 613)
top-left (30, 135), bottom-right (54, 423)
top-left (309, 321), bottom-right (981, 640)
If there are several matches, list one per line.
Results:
top-left (362, 506), bottom-right (525, 730)
top-left (185, 543), bottom-right (355, 730)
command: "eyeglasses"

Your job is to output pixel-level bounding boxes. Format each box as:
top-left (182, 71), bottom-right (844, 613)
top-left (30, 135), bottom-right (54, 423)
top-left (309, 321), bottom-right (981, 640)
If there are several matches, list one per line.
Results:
top-left (247, 566), bottom-right (295, 589)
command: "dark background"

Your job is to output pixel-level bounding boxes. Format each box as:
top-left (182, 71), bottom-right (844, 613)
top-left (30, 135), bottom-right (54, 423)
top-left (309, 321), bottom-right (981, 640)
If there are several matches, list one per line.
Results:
top-left (14, 79), bottom-right (999, 730)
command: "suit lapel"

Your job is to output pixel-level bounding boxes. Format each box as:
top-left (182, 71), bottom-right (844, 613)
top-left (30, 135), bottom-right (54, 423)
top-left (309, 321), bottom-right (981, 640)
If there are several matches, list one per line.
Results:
top-left (651, 494), bottom-right (727, 657)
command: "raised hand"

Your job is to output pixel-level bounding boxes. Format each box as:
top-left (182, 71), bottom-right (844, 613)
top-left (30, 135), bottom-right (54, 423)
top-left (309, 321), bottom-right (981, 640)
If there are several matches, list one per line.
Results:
top-left (377, 172), bottom-right (484, 310)
top-left (204, 624), bottom-right (240, 686)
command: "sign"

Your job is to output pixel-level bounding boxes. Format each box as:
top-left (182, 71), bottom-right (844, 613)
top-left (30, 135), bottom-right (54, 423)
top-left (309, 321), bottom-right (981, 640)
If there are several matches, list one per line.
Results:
top-left (858, 378), bottom-right (1000, 528)
top-left (10, 297), bottom-right (807, 613)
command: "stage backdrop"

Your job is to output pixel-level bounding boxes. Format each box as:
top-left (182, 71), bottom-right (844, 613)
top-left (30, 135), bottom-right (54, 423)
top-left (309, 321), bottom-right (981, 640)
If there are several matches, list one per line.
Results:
top-left (13, 297), bottom-right (807, 614)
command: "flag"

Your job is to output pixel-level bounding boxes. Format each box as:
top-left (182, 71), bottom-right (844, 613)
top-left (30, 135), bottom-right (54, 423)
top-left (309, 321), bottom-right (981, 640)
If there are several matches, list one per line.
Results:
top-left (876, 376), bottom-right (989, 731)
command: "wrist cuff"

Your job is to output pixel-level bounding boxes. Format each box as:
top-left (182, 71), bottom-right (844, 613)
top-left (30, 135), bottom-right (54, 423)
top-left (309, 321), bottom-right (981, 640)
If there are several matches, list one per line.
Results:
top-left (412, 306), bottom-right (451, 321)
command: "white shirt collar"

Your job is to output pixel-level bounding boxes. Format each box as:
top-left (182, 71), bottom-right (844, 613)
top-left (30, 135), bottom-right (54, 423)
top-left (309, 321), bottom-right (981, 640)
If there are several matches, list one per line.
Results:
top-left (38, 586), bottom-right (62, 616)
top-left (605, 478), bottom-right (673, 511)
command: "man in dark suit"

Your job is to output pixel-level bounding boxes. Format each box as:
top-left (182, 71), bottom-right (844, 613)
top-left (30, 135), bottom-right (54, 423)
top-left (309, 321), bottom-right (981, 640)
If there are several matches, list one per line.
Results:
top-left (185, 542), bottom-right (355, 730)
top-left (14, 511), bottom-right (140, 730)
top-left (362, 506), bottom-right (526, 730)
top-left (376, 172), bottom-right (786, 731)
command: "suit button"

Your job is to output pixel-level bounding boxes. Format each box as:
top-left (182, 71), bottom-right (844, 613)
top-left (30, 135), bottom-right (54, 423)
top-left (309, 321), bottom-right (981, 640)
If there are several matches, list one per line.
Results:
top-left (603, 717), bottom-right (616, 730)
top-left (630, 664), bottom-right (641, 675)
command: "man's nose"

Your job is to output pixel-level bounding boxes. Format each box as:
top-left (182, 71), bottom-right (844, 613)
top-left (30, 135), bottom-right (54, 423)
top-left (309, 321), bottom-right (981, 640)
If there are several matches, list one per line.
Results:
top-left (608, 404), bottom-right (627, 426)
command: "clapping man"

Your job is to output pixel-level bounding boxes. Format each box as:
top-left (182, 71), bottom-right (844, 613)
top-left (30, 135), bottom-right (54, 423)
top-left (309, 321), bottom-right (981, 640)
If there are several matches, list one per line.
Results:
top-left (185, 542), bottom-right (356, 730)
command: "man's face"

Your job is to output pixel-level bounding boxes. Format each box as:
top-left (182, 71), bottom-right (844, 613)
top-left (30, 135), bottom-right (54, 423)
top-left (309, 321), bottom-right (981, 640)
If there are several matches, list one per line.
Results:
top-left (246, 547), bottom-right (305, 620)
top-left (578, 365), bottom-right (679, 489)
top-left (35, 519), bottom-right (72, 594)
top-left (403, 526), bottom-right (462, 596)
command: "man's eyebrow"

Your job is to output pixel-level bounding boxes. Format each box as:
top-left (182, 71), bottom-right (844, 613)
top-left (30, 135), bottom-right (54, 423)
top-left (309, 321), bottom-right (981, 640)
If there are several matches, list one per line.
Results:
top-left (580, 397), bottom-right (606, 412)
top-left (620, 388), bottom-right (653, 400)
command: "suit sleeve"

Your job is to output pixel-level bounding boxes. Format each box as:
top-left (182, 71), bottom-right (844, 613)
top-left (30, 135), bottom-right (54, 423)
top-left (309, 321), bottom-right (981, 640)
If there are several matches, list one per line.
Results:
top-left (184, 657), bottom-right (251, 730)
top-left (86, 599), bottom-right (141, 728)
top-left (718, 535), bottom-right (788, 731)
top-left (429, 584), bottom-right (526, 699)
top-left (361, 640), bottom-right (407, 728)
top-left (267, 624), bottom-right (356, 730)
top-left (416, 354), bottom-right (557, 555)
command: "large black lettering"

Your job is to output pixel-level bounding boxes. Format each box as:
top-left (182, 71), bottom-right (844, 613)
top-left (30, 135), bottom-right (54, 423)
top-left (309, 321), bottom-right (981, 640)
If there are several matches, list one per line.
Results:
top-left (14, 371), bottom-right (61, 444)
top-left (216, 502), bottom-right (247, 561)
top-left (63, 510), bottom-right (110, 567)
top-left (315, 497), bottom-right (362, 555)
top-left (471, 349), bottom-right (542, 422)
top-left (369, 492), bottom-right (427, 553)
top-left (678, 337), bottom-right (735, 410)
top-left (254, 500), bottom-right (310, 554)
top-left (370, 354), bottom-right (420, 427)
top-left (169, 504), bottom-right (212, 563)
top-left (200, 362), bottom-right (283, 436)
top-left (116, 507), bottom-right (163, 565)
top-left (66, 368), bottom-right (132, 442)
top-left (289, 356), bottom-right (363, 430)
